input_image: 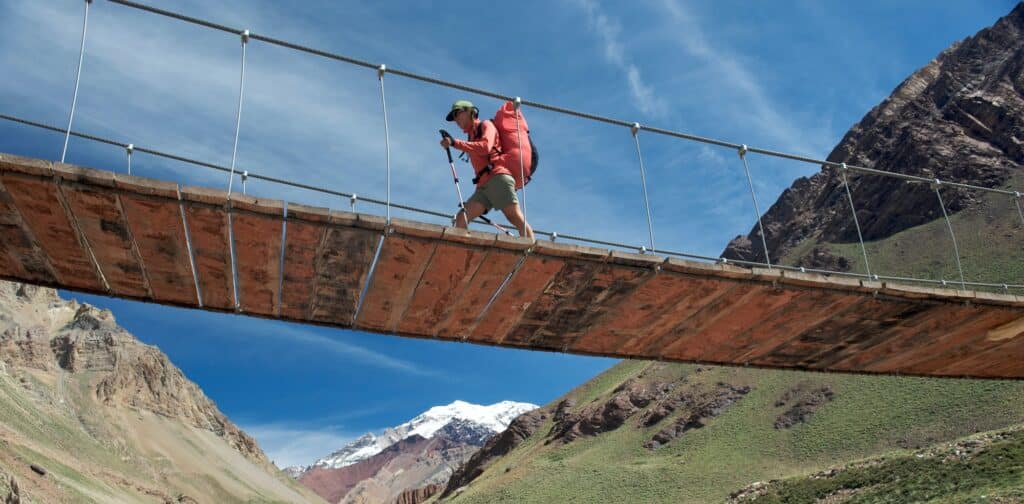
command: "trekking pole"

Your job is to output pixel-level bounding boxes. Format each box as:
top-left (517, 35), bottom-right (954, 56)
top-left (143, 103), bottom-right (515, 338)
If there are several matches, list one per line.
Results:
top-left (440, 130), bottom-right (513, 235)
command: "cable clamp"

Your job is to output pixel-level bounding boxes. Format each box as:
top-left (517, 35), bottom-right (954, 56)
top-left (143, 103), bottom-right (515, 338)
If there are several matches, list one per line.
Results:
top-left (126, 143), bottom-right (134, 154)
top-left (241, 29), bottom-right (250, 44)
top-left (738, 144), bottom-right (748, 157)
top-left (241, 170), bottom-right (248, 182)
top-left (377, 64), bottom-right (387, 78)
top-left (639, 246), bottom-right (647, 255)
top-left (799, 266), bottom-right (806, 273)
top-left (631, 122), bottom-right (641, 136)
top-left (550, 231), bottom-right (558, 242)
top-left (513, 96), bottom-right (522, 109)
top-left (931, 178), bottom-right (942, 190)
top-left (720, 257), bottom-right (728, 264)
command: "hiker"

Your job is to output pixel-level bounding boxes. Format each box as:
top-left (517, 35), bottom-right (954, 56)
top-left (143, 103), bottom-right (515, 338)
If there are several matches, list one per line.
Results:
top-left (441, 100), bottom-right (534, 239)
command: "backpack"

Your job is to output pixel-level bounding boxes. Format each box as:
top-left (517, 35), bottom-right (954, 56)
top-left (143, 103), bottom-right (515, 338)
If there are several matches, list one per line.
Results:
top-left (472, 101), bottom-right (539, 190)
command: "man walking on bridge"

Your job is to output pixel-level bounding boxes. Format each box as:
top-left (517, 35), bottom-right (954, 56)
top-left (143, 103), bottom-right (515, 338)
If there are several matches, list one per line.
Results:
top-left (440, 100), bottom-right (534, 239)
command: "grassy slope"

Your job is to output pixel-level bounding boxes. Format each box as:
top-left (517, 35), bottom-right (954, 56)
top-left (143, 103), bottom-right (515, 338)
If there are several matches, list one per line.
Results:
top-left (783, 175), bottom-right (1024, 293)
top-left (0, 368), bottom-right (322, 503)
top-left (441, 362), bottom-right (1024, 503)
top-left (746, 427), bottom-right (1024, 503)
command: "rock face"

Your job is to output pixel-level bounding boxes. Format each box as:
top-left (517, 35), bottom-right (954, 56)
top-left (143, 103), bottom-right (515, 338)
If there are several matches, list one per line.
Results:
top-left (0, 282), bottom-right (267, 466)
top-left (723, 4), bottom-right (1024, 266)
top-left (440, 408), bottom-right (549, 498)
top-left (774, 384), bottom-right (836, 430)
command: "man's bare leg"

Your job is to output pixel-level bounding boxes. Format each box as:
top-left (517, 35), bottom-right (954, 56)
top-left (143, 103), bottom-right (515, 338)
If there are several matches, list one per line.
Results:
top-left (501, 203), bottom-right (534, 239)
top-left (455, 200), bottom-right (487, 229)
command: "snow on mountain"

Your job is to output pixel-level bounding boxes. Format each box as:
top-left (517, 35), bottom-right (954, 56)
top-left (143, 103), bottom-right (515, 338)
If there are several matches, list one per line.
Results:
top-left (302, 400), bottom-right (536, 472)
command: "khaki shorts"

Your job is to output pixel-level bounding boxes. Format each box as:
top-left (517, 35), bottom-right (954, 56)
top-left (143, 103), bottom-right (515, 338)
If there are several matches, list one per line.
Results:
top-left (468, 174), bottom-right (518, 212)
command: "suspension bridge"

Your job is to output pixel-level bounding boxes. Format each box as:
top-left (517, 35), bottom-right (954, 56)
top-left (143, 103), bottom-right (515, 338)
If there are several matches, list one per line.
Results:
top-left (1, 0), bottom-right (1023, 379)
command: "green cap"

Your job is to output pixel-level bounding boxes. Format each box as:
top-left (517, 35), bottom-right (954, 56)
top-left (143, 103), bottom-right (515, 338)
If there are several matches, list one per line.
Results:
top-left (446, 100), bottom-right (477, 121)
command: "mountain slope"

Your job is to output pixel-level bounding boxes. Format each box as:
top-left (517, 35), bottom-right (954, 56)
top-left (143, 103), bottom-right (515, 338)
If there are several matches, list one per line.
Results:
top-left (0, 281), bottom-right (322, 503)
top-left (436, 361), bottom-right (1024, 503)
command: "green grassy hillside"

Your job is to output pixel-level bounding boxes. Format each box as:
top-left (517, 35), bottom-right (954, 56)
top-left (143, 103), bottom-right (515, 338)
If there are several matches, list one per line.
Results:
top-left (439, 361), bottom-right (1024, 503)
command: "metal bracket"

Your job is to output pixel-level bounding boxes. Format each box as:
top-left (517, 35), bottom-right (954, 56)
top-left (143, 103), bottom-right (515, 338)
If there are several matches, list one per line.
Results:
top-left (377, 64), bottom-right (387, 79)
top-left (738, 144), bottom-right (748, 158)
top-left (350, 193), bottom-right (358, 212)
top-left (931, 178), bottom-right (942, 190)
top-left (549, 231), bottom-right (557, 242)
top-left (639, 246), bottom-right (647, 255)
top-left (631, 122), bottom-right (641, 136)
top-left (513, 96), bottom-right (522, 109)
top-left (241, 29), bottom-right (250, 44)
top-left (126, 143), bottom-right (134, 155)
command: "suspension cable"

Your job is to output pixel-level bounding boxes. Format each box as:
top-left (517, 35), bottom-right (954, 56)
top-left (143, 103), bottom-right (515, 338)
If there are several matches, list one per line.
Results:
top-left (839, 163), bottom-right (872, 278)
top-left (630, 123), bottom-right (657, 254)
top-left (1015, 192), bottom-right (1024, 228)
top-left (933, 180), bottom-right (966, 290)
top-left (226, 30), bottom-right (249, 196)
top-left (738, 145), bottom-right (771, 268)
top-left (377, 65), bottom-right (392, 224)
top-left (101, 0), bottom-right (1022, 198)
top-left (61, 0), bottom-right (93, 164)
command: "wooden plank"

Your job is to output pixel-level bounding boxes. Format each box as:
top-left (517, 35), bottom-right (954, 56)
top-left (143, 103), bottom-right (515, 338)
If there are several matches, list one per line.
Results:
top-left (833, 303), bottom-right (983, 373)
top-left (308, 225), bottom-right (380, 325)
top-left (621, 278), bottom-right (739, 356)
top-left (397, 241), bottom-right (488, 336)
top-left (434, 249), bottom-right (521, 340)
top-left (471, 254), bottom-right (564, 346)
top-left (934, 326), bottom-right (1024, 378)
top-left (355, 234), bottom-right (436, 332)
top-left (0, 174), bottom-right (102, 291)
top-left (280, 219), bottom-right (326, 321)
top-left (752, 297), bottom-right (925, 369)
top-left (661, 285), bottom-right (803, 362)
top-left (527, 264), bottom-right (651, 351)
top-left (502, 259), bottom-right (600, 346)
top-left (894, 307), bottom-right (1024, 375)
top-left (570, 273), bottom-right (713, 355)
top-left (184, 202), bottom-right (234, 310)
top-left (118, 193), bottom-right (197, 306)
top-left (728, 290), bottom-right (865, 363)
top-left (0, 179), bottom-right (56, 284)
top-left (232, 205), bottom-right (283, 316)
top-left (60, 184), bottom-right (150, 298)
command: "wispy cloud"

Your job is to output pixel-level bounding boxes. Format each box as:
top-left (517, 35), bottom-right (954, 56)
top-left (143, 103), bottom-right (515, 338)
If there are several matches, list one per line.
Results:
top-left (271, 326), bottom-right (442, 378)
top-left (242, 422), bottom-right (360, 469)
top-left (656, 0), bottom-right (829, 157)
top-left (572, 0), bottom-right (667, 117)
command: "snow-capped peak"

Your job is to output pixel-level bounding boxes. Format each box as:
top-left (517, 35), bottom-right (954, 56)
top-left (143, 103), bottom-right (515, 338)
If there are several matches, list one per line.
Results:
top-left (298, 400), bottom-right (537, 474)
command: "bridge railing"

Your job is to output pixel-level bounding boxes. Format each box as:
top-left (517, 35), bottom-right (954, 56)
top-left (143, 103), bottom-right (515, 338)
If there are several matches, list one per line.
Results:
top-left (2, 0), bottom-right (1022, 295)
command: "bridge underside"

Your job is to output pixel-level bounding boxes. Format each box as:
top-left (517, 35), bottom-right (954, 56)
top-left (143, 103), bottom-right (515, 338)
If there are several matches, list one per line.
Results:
top-left (0, 153), bottom-right (1022, 379)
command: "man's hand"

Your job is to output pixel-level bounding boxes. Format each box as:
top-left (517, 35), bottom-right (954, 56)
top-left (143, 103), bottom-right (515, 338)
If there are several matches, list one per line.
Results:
top-left (440, 136), bottom-right (455, 149)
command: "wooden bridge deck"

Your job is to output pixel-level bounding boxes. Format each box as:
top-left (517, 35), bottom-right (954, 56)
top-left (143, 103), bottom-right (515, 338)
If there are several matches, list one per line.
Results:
top-left (1, 152), bottom-right (1022, 378)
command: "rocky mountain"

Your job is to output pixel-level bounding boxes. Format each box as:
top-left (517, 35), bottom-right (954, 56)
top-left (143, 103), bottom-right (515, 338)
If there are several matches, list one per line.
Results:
top-left (0, 281), bottom-right (322, 503)
top-left (291, 400), bottom-right (536, 504)
top-left (724, 3), bottom-right (1024, 277)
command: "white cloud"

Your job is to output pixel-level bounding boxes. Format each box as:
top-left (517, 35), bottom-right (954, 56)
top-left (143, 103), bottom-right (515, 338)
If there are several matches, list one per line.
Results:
top-left (572, 0), bottom-right (667, 117)
top-left (242, 422), bottom-right (359, 469)
top-left (654, 0), bottom-right (831, 159)
top-left (269, 325), bottom-right (442, 378)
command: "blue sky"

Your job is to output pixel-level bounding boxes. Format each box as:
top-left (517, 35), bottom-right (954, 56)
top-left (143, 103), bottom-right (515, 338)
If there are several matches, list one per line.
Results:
top-left (0, 0), bottom-right (1015, 468)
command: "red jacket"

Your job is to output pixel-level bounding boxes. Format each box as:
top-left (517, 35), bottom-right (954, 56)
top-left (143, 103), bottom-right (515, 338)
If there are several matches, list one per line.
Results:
top-left (452, 119), bottom-right (511, 187)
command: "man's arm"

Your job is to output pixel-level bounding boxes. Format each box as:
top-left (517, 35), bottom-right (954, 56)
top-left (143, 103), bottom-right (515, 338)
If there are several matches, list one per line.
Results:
top-left (453, 122), bottom-right (497, 156)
